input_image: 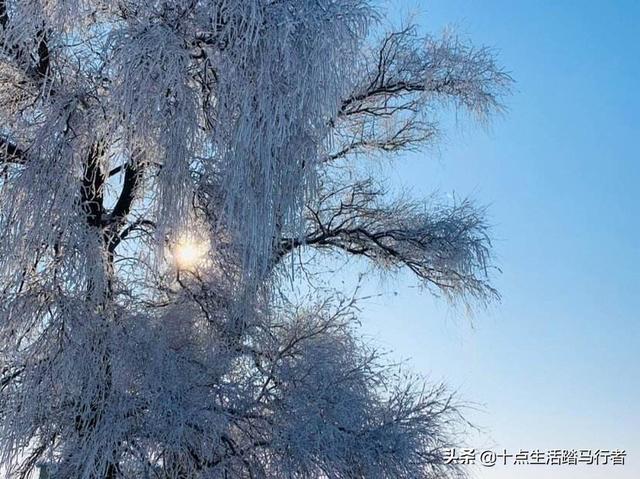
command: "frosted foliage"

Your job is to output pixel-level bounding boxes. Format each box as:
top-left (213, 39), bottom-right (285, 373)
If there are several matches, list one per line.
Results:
top-left (205, 1), bottom-right (370, 284)
top-left (105, 0), bottom-right (371, 283)
top-left (0, 1), bottom-right (510, 478)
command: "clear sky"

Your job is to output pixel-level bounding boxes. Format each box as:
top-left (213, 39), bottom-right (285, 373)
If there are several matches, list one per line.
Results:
top-left (355, 2), bottom-right (639, 478)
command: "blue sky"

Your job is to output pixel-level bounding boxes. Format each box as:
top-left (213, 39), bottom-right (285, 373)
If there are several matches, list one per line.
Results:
top-left (355, 2), bottom-right (639, 478)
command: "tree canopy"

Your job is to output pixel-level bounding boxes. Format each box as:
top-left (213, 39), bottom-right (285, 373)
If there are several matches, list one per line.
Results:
top-left (0, 1), bottom-right (511, 478)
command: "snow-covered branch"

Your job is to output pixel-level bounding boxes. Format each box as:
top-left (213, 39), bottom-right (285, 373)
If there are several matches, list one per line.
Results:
top-left (330, 26), bottom-right (512, 160)
top-left (278, 178), bottom-right (498, 304)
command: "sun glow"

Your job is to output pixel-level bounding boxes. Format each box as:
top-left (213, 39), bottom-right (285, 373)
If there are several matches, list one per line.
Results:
top-left (173, 236), bottom-right (208, 271)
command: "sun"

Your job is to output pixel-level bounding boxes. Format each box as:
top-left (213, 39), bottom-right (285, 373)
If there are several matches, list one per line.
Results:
top-left (172, 236), bottom-right (208, 271)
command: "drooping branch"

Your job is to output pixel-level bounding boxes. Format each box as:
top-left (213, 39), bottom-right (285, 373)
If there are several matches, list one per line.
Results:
top-left (277, 179), bottom-right (498, 304)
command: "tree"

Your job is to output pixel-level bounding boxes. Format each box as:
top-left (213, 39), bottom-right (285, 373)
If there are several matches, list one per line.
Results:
top-left (0, 1), bottom-right (511, 478)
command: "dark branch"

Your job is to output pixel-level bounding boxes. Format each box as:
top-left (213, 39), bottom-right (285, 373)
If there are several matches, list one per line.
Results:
top-left (0, 6), bottom-right (53, 91)
top-left (35, 29), bottom-right (50, 80)
top-left (0, 136), bottom-right (28, 165)
top-left (104, 154), bottom-right (145, 254)
top-left (329, 27), bottom-right (512, 162)
top-left (107, 219), bottom-right (155, 254)
top-left (80, 142), bottom-right (107, 228)
top-left (276, 180), bottom-right (498, 304)
top-left (0, 1), bottom-right (8, 29)
top-left (109, 158), bottom-right (142, 227)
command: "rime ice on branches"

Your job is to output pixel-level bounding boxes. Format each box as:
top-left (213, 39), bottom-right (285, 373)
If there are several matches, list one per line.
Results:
top-left (0, 1), bottom-right (510, 478)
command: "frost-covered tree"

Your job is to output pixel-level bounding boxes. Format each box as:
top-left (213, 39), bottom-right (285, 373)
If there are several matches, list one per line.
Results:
top-left (0, 1), bottom-right (511, 478)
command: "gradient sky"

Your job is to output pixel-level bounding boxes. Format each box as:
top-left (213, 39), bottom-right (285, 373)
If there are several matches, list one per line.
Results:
top-left (352, 2), bottom-right (639, 478)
